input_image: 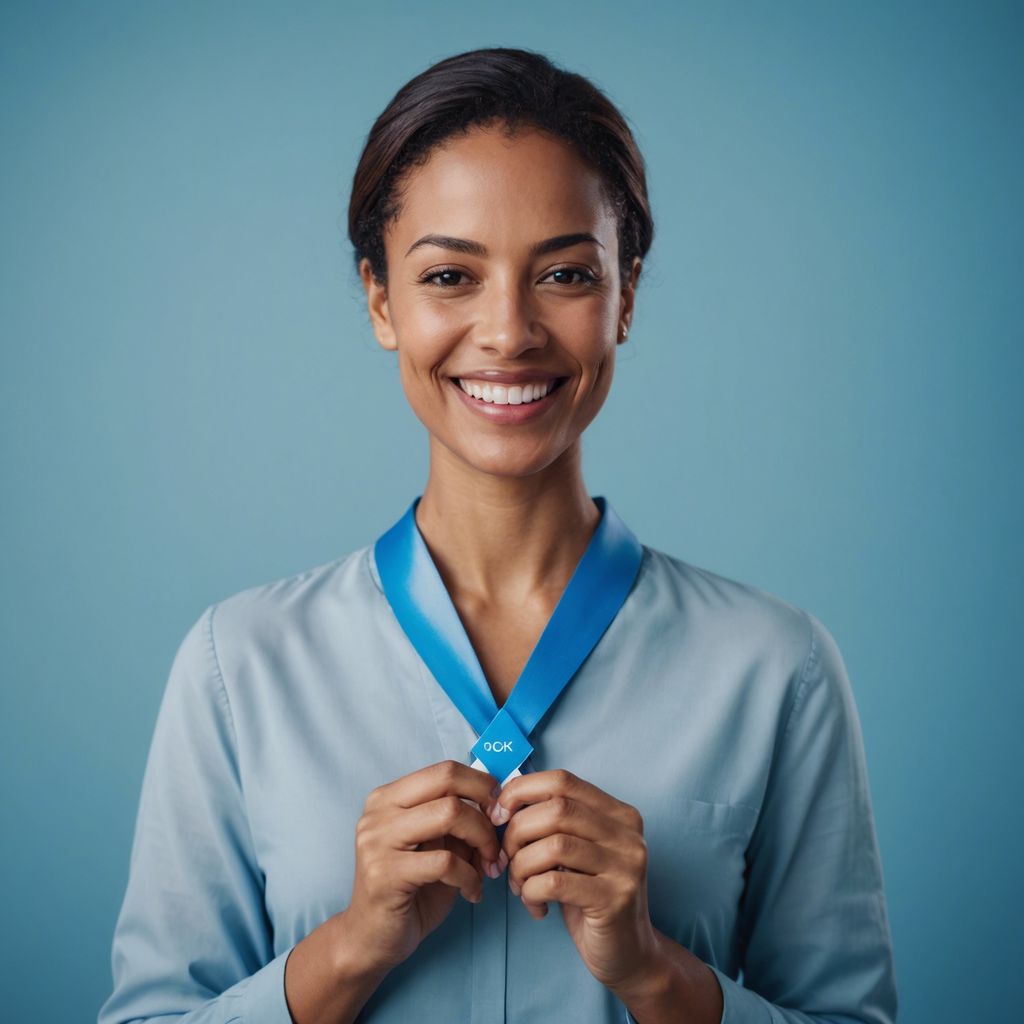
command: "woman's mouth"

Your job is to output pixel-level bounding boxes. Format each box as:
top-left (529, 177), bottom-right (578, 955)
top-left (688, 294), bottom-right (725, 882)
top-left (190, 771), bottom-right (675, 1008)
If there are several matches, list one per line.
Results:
top-left (448, 376), bottom-right (569, 423)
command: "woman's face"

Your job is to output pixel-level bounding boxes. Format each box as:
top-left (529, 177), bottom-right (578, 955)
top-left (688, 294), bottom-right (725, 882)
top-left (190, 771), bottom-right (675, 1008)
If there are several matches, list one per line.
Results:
top-left (360, 122), bottom-right (641, 480)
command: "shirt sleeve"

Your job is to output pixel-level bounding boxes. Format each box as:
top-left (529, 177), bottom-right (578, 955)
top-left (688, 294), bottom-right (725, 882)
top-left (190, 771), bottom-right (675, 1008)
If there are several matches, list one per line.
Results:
top-left (626, 610), bottom-right (898, 1024)
top-left (98, 604), bottom-right (296, 1024)
top-left (716, 610), bottom-right (899, 1023)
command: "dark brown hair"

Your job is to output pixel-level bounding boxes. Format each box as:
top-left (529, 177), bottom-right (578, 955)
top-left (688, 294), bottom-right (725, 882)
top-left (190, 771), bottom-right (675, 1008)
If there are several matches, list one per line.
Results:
top-left (347, 46), bottom-right (654, 290)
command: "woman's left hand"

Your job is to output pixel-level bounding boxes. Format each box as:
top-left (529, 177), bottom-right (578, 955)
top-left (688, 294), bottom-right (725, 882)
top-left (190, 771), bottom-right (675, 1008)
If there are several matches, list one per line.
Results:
top-left (489, 768), bottom-right (666, 996)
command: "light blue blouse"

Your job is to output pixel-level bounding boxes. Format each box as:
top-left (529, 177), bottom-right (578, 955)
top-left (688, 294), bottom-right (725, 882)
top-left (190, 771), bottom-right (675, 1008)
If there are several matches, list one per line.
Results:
top-left (98, 506), bottom-right (898, 1023)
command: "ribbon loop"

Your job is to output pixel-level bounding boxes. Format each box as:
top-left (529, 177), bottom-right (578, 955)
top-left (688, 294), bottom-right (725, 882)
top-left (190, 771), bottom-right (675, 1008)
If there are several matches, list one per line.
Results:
top-left (374, 496), bottom-right (643, 787)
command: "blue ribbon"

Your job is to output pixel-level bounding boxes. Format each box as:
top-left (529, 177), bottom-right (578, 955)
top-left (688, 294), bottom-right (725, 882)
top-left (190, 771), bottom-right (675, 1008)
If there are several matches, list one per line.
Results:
top-left (374, 495), bottom-right (644, 788)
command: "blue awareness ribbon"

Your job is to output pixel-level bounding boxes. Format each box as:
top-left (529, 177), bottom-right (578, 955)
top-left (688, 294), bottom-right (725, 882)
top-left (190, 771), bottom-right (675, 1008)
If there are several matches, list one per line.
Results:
top-left (373, 495), bottom-right (644, 791)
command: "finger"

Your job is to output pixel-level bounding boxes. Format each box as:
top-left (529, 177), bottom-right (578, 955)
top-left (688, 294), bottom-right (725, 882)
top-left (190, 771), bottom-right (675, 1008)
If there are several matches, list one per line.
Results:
top-left (445, 833), bottom-right (485, 881)
top-left (389, 848), bottom-right (484, 904)
top-left (368, 759), bottom-right (501, 815)
top-left (490, 769), bottom-right (641, 834)
top-left (500, 796), bottom-right (631, 864)
top-left (520, 867), bottom-right (616, 915)
top-left (507, 833), bottom-right (613, 900)
top-left (388, 795), bottom-right (501, 869)
top-left (523, 896), bottom-right (548, 920)
top-left (429, 833), bottom-right (497, 885)
top-left (420, 833), bottom-right (476, 870)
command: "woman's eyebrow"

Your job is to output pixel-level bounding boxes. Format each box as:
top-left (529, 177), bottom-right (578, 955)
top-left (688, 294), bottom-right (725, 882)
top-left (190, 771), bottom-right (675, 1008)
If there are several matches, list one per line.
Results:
top-left (404, 232), bottom-right (603, 259)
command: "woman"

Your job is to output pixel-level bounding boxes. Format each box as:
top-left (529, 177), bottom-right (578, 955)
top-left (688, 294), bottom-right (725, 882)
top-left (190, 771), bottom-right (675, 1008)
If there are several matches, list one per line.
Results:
top-left (99, 47), bottom-right (898, 1024)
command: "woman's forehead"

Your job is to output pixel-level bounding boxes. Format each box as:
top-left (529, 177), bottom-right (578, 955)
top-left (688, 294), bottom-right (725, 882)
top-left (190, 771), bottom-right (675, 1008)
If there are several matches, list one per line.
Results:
top-left (390, 129), bottom-right (615, 251)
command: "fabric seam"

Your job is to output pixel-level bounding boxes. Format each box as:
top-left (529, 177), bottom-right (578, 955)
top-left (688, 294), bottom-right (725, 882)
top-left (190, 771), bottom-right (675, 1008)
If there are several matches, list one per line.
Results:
top-left (204, 603), bottom-right (266, 888)
top-left (782, 609), bottom-right (820, 738)
top-left (742, 608), bottom-right (819, 843)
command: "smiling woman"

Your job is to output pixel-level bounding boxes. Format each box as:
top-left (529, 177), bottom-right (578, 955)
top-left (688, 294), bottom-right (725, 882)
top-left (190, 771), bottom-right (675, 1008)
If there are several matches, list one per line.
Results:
top-left (354, 110), bottom-right (644, 485)
top-left (99, 46), bottom-right (897, 1024)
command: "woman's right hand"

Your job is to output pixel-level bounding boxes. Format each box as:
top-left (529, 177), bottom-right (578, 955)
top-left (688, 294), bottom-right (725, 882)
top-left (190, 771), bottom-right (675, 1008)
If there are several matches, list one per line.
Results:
top-left (343, 759), bottom-right (504, 971)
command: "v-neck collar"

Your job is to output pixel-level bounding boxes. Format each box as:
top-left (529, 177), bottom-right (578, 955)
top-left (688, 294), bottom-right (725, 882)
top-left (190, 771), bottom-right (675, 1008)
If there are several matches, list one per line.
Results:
top-left (371, 494), bottom-right (642, 737)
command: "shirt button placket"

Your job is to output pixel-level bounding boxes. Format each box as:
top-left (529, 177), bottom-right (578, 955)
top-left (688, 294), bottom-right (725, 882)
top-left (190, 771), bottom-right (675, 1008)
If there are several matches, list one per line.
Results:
top-left (470, 863), bottom-right (509, 1023)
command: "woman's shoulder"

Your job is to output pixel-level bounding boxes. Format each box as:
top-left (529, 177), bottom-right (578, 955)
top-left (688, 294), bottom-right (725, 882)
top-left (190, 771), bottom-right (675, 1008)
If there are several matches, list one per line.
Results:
top-left (202, 543), bottom-right (379, 648)
top-left (638, 542), bottom-right (822, 676)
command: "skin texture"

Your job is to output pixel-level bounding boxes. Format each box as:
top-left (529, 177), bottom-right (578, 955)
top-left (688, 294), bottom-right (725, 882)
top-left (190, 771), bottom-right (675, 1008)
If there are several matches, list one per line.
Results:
top-left (363, 122), bottom-right (638, 489)
top-left (283, 123), bottom-right (723, 1024)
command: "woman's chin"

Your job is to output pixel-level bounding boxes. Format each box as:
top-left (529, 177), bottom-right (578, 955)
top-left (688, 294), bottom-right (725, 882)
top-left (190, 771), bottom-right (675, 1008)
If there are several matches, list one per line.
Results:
top-left (454, 441), bottom-right (568, 480)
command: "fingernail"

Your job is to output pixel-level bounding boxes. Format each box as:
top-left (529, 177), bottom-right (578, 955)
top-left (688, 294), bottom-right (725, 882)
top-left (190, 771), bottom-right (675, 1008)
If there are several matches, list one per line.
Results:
top-left (485, 859), bottom-right (499, 879)
top-left (497, 849), bottom-right (508, 873)
top-left (490, 803), bottom-right (510, 825)
top-left (509, 877), bottom-right (521, 896)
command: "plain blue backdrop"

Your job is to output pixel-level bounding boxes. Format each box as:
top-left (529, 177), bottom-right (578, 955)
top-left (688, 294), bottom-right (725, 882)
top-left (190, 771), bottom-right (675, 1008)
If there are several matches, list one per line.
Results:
top-left (2, 2), bottom-right (1021, 1020)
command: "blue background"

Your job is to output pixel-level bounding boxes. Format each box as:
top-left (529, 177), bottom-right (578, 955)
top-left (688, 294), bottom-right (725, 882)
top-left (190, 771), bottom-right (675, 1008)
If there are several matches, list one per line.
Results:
top-left (2, 2), bottom-right (1020, 1020)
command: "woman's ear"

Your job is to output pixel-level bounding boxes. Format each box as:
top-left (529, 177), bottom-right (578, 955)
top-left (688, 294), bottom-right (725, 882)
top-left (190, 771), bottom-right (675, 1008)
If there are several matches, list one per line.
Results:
top-left (618, 256), bottom-right (642, 343)
top-left (359, 257), bottom-right (398, 351)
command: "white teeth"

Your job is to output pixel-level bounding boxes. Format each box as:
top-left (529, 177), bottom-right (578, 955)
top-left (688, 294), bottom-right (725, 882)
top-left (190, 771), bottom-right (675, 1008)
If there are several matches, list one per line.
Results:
top-left (457, 378), bottom-right (555, 405)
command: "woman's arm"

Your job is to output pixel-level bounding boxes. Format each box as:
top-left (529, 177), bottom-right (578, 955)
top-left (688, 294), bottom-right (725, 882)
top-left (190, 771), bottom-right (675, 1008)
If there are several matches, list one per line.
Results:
top-left (623, 610), bottom-right (898, 1024)
top-left (98, 605), bottom-right (390, 1024)
top-left (283, 909), bottom-right (392, 1024)
top-left (612, 931), bottom-right (724, 1023)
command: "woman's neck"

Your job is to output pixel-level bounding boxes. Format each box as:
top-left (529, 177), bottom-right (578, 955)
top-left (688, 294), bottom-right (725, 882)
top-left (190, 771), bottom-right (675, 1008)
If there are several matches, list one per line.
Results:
top-left (414, 442), bottom-right (601, 605)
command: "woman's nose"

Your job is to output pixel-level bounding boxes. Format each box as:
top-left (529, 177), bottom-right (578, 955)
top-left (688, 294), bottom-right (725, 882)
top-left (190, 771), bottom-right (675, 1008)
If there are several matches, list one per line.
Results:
top-left (473, 280), bottom-right (545, 358)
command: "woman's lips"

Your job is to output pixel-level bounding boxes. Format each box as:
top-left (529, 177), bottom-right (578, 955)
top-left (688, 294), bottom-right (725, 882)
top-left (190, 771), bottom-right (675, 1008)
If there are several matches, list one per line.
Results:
top-left (449, 376), bottom-right (568, 423)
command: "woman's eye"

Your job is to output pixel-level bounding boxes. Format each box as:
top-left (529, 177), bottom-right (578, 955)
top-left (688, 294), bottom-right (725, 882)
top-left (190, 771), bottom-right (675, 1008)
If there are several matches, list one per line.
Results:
top-left (546, 267), bottom-right (598, 287)
top-left (420, 268), bottom-right (468, 288)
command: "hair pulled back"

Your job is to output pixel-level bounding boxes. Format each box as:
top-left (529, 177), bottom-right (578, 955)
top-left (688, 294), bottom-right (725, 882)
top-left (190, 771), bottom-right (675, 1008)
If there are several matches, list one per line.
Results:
top-left (347, 46), bottom-right (654, 290)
